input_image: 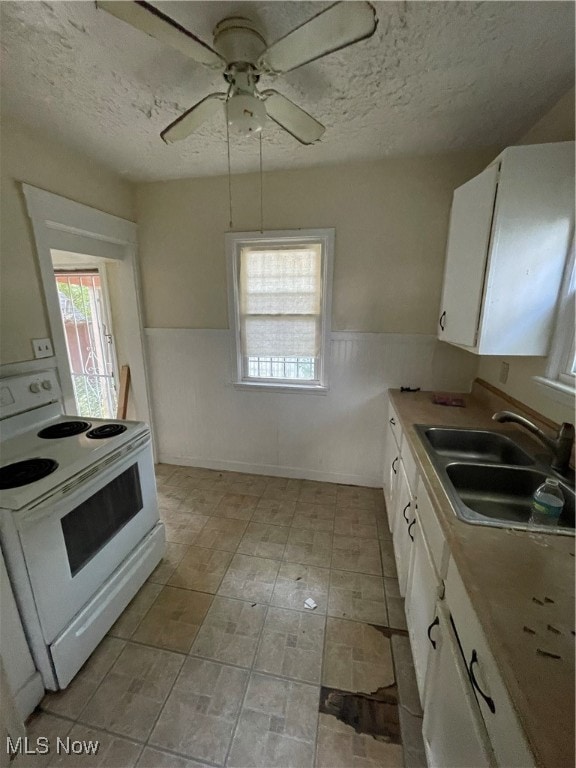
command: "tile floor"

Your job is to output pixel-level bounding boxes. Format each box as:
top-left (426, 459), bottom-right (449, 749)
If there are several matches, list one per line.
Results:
top-left (17, 466), bottom-right (427, 768)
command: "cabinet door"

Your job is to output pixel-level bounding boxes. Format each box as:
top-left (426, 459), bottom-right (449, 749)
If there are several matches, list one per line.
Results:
top-left (405, 516), bottom-right (439, 706)
top-left (383, 429), bottom-right (401, 531)
top-left (423, 604), bottom-right (496, 768)
top-left (392, 464), bottom-right (415, 596)
top-left (439, 163), bottom-right (499, 347)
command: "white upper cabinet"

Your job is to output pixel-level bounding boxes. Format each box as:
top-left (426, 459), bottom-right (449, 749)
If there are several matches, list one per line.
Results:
top-left (438, 141), bottom-right (575, 355)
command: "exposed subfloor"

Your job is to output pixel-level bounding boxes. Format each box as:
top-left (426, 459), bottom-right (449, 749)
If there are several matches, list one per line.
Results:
top-left (16, 466), bottom-right (427, 768)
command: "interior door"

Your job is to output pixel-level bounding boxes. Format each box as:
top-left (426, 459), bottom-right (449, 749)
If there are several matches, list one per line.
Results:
top-left (439, 163), bottom-right (499, 347)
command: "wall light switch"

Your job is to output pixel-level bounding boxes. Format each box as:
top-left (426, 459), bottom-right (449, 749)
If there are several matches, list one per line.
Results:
top-left (499, 361), bottom-right (509, 385)
top-left (32, 338), bottom-right (53, 359)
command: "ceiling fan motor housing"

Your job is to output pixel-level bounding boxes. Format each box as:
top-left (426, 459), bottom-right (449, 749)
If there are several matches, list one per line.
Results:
top-left (213, 17), bottom-right (267, 68)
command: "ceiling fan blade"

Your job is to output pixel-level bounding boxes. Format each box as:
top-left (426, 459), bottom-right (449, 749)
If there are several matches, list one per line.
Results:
top-left (262, 90), bottom-right (325, 145)
top-left (161, 93), bottom-right (226, 144)
top-left (258, 1), bottom-right (377, 75)
top-left (96, 1), bottom-right (225, 70)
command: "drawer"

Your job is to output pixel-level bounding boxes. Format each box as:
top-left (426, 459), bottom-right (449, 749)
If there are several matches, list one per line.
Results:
top-left (416, 477), bottom-right (449, 580)
top-left (387, 401), bottom-right (403, 450)
top-left (446, 559), bottom-right (534, 768)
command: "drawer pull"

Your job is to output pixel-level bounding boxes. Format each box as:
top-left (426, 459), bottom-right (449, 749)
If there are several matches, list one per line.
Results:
top-left (469, 649), bottom-right (496, 714)
top-left (408, 519), bottom-right (415, 541)
top-left (392, 457), bottom-right (399, 475)
top-left (427, 615), bottom-right (439, 649)
top-left (402, 502), bottom-right (411, 523)
top-left (439, 310), bottom-right (446, 331)
top-left (390, 417), bottom-right (396, 426)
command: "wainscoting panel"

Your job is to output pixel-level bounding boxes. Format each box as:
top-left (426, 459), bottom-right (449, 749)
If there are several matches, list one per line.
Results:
top-left (145, 329), bottom-right (477, 486)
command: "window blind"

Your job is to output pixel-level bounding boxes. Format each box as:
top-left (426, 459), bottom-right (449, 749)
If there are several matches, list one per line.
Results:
top-left (239, 244), bottom-right (322, 358)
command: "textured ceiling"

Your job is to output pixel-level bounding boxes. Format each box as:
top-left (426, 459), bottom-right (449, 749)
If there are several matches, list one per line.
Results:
top-left (1, 1), bottom-right (574, 181)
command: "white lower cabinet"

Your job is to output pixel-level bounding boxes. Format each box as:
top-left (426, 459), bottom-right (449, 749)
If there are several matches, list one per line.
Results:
top-left (383, 402), bottom-right (402, 531)
top-left (405, 511), bottom-right (441, 706)
top-left (445, 560), bottom-right (534, 768)
top-left (422, 602), bottom-right (497, 768)
top-left (392, 461), bottom-right (416, 597)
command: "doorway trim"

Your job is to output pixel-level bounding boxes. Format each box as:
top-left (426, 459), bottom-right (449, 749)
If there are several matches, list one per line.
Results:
top-left (22, 184), bottom-right (154, 437)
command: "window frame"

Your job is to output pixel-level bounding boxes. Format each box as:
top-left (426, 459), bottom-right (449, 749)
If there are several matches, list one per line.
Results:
top-left (226, 229), bottom-right (334, 393)
top-left (533, 237), bottom-right (575, 406)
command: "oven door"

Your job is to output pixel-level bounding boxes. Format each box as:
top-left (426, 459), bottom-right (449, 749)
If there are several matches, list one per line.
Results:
top-left (16, 437), bottom-right (159, 644)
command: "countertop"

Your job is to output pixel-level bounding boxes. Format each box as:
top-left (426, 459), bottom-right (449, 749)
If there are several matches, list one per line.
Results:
top-left (389, 388), bottom-right (575, 768)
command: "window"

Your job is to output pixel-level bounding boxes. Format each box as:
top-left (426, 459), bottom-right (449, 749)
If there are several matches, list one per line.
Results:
top-left (226, 230), bottom-right (334, 391)
top-left (534, 239), bottom-right (575, 404)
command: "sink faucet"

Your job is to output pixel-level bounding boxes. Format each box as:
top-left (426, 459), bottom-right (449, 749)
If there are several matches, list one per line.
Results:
top-left (492, 411), bottom-right (575, 474)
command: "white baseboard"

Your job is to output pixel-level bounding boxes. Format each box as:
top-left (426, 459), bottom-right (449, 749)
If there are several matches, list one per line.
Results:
top-left (158, 454), bottom-right (383, 489)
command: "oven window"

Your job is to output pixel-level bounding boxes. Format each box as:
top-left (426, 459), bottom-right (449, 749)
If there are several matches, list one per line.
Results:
top-left (61, 464), bottom-right (143, 576)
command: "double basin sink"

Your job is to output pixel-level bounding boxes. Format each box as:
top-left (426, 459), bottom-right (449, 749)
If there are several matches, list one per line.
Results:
top-left (416, 426), bottom-right (575, 536)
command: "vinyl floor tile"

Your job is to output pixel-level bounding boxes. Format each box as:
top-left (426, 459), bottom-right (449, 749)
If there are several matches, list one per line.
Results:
top-left (150, 658), bottom-right (248, 765)
top-left (148, 543), bottom-right (189, 585)
top-left (237, 522), bottom-right (289, 559)
top-left (323, 618), bottom-right (395, 693)
top-left (79, 643), bottom-right (183, 742)
top-left (136, 747), bottom-right (211, 768)
top-left (212, 493), bottom-right (258, 521)
top-left (168, 546), bottom-right (232, 593)
top-left (227, 673), bottom-right (319, 768)
top-left (42, 637), bottom-right (125, 719)
top-left (252, 498), bottom-right (297, 527)
top-left (192, 517), bottom-right (248, 552)
top-left (190, 596), bottom-right (267, 667)
top-left (291, 503), bottom-right (335, 533)
top-left (217, 553), bottom-right (280, 603)
top-left (47, 724), bottom-right (142, 768)
top-left (283, 529), bottom-right (333, 569)
top-left (255, 607), bottom-right (325, 683)
top-left (270, 562), bottom-right (330, 614)
top-left (331, 536), bottom-right (382, 576)
top-left (109, 582), bottom-right (163, 639)
top-left (315, 713), bottom-right (403, 768)
top-left (131, 586), bottom-right (213, 653)
top-left (328, 570), bottom-right (387, 625)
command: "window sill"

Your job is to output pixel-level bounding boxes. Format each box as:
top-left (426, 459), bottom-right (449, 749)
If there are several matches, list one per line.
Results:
top-left (233, 381), bottom-right (329, 395)
top-left (532, 376), bottom-right (576, 408)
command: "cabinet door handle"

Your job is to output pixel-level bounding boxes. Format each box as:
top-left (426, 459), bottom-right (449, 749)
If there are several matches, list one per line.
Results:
top-left (469, 649), bottom-right (496, 714)
top-left (402, 502), bottom-right (411, 523)
top-left (392, 457), bottom-right (398, 475)
top-left (427, 615), bottom-right (439, 649)
top-left (390, 417), bottom-right (396, 426)
top-left (408, 519), bottom-right (415, 541)
top-left (439, 310), bottom-right (446, 331)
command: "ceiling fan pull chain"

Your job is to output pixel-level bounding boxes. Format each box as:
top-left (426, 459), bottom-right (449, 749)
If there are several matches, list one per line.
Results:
top-left (226, 113), bottom-right (233, 230)
top-left (259, 132), bottom-right (264, 234)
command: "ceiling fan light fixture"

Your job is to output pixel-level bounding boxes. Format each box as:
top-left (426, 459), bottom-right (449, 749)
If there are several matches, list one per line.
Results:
top-left (226, 94), bottom-right (266, 136)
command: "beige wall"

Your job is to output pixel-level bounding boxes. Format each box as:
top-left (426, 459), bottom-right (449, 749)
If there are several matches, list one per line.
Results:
top-left (477, 86), bottom-right (575, 424)
top-left (136, 150), bottom-right (496, 333)
top-left (0, 117), bottom-right (135, 365)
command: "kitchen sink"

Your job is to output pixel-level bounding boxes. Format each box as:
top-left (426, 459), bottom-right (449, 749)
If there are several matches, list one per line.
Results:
top-left (423, 427), bottom-right (534, 466)
top-left (415, 425), bottom-right (575, 536)
top-left (446, 463), bottom-right (575, 530)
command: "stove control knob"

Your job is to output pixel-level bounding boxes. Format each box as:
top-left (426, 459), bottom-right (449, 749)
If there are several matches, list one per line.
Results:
top-left (41, 380), bottom-right (52, 390)
top-left (29, 382), bottom-right (41, 393)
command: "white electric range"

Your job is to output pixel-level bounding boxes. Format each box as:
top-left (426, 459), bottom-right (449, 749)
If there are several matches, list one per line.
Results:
top-left (0, 370), bottom-right (165, 690)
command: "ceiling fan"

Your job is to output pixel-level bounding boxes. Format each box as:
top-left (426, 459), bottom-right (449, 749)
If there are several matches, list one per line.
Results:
top-left (96, 1), bottom-right (378, 145)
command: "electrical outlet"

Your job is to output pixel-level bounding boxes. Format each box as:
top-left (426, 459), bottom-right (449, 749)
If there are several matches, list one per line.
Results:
top-left (32, 338), bottom-right (53, 359)
top-left (499, 361), bottom-right (509, 384)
